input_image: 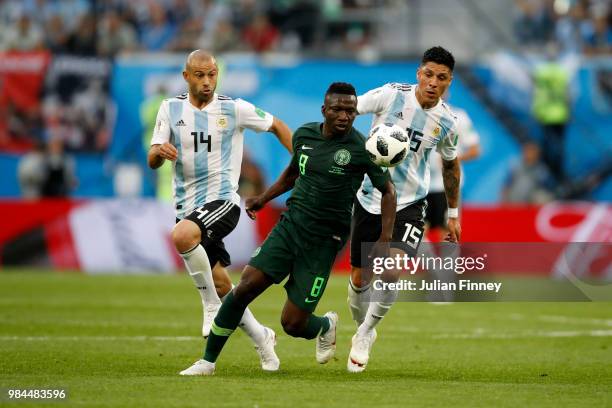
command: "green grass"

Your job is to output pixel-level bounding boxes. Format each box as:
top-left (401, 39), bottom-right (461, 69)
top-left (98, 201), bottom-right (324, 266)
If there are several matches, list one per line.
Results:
top-left (0, 270), bottom-right (611, 407)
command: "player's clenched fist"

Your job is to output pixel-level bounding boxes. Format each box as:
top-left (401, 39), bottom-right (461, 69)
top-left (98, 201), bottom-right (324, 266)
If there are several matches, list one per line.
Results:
top-left (245, 196), bottom-right (265, 220)
top-left (158, 142), bottom-right (178, 161)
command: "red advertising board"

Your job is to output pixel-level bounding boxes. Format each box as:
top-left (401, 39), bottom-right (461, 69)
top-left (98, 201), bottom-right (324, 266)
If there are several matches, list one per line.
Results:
top-left (0, 200), bottom-right (609, 274)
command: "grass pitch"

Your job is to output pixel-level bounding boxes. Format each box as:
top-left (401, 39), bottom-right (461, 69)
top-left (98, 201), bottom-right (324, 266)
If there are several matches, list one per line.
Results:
top-left (0, 270), bottom-right (611, 407)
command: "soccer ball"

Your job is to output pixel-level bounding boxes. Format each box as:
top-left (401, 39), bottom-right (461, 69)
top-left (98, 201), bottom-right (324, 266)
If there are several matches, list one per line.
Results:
top-left (365, 123), bottom-right (409, 167)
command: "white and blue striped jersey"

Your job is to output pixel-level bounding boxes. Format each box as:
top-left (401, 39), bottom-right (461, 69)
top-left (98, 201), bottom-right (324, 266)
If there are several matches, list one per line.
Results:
top-left (356, 83), bottom-right (459, 214)
top-left (151, 92), bottom-right (273, 219)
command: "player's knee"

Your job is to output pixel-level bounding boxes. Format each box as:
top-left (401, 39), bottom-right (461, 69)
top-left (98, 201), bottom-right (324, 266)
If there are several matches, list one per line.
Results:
top-left (172, 222), bottom-right (201, 253)
top-left (281, 317), bottom-right (307, 338)
top-left (350, 267), bottom-right (370, 288)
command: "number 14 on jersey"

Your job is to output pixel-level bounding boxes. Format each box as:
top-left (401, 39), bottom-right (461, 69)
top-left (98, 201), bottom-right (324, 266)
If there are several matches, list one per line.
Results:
top-left (191, 131), bottom-right (212, 153)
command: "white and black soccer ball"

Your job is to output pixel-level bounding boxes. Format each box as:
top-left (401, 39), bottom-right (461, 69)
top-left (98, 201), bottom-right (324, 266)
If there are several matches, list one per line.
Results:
top-left (365, 123), bottom-right (409, 167)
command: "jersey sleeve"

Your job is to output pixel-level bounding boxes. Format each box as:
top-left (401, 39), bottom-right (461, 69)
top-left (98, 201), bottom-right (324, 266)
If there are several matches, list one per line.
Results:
top-left (150, 100), bottom-right (171, 145)
top-left (357, 84), bottom-right (396, 115)
top-left (365, 160), bottom-right (391, 192)
top-left (436, 123), bottom-right (459, 161)
top-left (236, 98), bottom-right (274, 132)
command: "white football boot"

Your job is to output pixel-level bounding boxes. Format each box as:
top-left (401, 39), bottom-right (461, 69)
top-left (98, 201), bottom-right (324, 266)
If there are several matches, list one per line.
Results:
top-left (179, 359), bottom-right (215, 376)
top-left (254, 327), bottom-right (280, 371)
top-left (202, 302), bottom-right (221, 338)
top-left (316, 311), bottom-right (338, 364)
top-left (347, 328), bottom-right (377, 373)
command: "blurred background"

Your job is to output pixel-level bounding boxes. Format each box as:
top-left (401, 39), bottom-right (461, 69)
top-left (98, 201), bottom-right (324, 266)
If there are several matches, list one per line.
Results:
top-left (0, 0), bottom-right (610, 273)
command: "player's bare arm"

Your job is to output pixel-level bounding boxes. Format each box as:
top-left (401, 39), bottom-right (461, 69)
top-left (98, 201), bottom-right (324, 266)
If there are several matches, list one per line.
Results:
top-left (379, 180), bottom-right (397, 242)
top-left (147, 143), bottom-right (178, 169)
top-left (442, 157), bottom-right (461, 242)
top-left (369, 180), bottom-right (397, 262)
top-left (268, 117), bottom-right (293, 153)
top-left (245, 163), bottom-right (299, 220)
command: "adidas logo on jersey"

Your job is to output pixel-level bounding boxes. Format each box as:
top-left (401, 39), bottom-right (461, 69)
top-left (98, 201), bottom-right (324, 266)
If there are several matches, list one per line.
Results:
top-left (175, 119), bottom-right (186, 127)
top-left (394, 111), bottom-right (404, 120)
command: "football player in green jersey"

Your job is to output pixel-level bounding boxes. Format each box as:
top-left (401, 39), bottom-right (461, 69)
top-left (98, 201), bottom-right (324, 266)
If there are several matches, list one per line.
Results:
top-left (180, 82), bottom-right (397, 375)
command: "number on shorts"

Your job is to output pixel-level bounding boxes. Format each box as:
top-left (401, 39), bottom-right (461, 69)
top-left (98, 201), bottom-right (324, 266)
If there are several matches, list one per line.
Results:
top-left (310, 277), bottom-right (325, 298)
top-left (401, 223), bottom-right (423, 249)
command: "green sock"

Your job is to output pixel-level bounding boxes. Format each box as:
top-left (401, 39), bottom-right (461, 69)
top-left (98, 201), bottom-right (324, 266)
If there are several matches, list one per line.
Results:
top-left (203, 291), bottom-right (246, 363)
top-left (302, 314), bottom-right (331, 340)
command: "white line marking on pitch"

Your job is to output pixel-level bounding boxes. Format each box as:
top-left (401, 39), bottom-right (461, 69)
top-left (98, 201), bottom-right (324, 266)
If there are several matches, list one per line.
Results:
top-left (538, 315), bottom-right (612, 327)
top-left (0, 336), bottom-right (199, 342)
top-left (433, 329), bottom-right (612, 339)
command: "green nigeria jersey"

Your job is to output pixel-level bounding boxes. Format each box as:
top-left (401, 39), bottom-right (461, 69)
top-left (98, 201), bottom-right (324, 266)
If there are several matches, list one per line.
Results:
top-left (285, 122), bottom-right (391, 241)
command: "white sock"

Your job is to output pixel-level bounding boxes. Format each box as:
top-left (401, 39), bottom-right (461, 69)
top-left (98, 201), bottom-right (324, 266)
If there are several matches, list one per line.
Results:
top-left (222, 286), bottom-right (266, 346)
top-left (347, 279), bottom-right (371, 326)
top-left (181, 244), bottom-right (221, 305)
top-left (358, 285), bottom-right (398, 335)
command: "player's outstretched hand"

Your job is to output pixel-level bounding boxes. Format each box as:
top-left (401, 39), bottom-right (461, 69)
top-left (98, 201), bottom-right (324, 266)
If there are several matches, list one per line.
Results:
top-left (445, 218), bottom-right (461, 242)
top-left (159, 142), bottom-right (178, 161)
top-left (245, 196), bottom-right (266, 220)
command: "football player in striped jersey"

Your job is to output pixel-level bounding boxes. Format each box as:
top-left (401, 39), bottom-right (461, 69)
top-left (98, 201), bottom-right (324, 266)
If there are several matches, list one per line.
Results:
top-left (347, 46), bottom-right (462, 372)
top-left (148, 50), bottom-right (292, 372)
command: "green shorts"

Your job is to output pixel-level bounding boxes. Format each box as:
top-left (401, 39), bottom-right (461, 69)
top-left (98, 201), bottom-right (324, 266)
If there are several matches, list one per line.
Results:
top-left (248, 215), bottom-right (343, 313)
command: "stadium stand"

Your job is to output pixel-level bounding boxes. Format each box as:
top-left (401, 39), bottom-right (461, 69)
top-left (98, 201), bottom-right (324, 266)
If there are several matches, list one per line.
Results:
top-left (0, 0), bottom-right (610, 271)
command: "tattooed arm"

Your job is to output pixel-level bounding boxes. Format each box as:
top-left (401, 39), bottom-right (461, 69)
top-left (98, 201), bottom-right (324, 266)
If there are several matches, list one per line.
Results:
top-left (442, 157), bottom-right (461, 242)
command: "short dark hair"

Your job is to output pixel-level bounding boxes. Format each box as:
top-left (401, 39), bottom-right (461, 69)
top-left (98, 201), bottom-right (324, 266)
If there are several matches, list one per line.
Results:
top-left (422, 46), bottom-right (455, 71)
top-left (325, 82), bottom-right (356, 97)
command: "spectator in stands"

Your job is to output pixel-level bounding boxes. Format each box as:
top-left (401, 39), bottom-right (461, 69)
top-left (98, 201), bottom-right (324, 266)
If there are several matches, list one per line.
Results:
top-left (97, 10), bottom-right (138, 57)
top-left (40, 136), bottom-right (77, 197)
top-left (207, 18), bottom-right (239, 54)
top-left (269, 0), bottom-right (319, 50)
top-left (502, 142), bottom-right (555, 203)
top-left (167, 0), bottom-right (202, 52)
top-left (531, 47), bottom-right (571, 182)
top-left (17, 137), bottom-right (77, 199)
top-left (242, 13), bottom-right (280, 53)
top-left (169, 0), bottom-right (193, 27)
top-left (555, 2), bottom-right (595, 55)
top-left (514, 0), bottom-right (553, 45)
top-left (45, 15), bottom-right (69, 53)
top-left (0, 14), bottom-right (44, 51)
top-left (140, 3), bottom-right (176, 51)
top-left (584, 10), bottom-right (612, 54)
top-left (65, 13), bottom-right (97, 56)
top-left (232, 0), bottom-right (261, 33)
top-left (17, 141), bottom-right (46, 199)
top-left (193, 0), bottom-right (232, 48)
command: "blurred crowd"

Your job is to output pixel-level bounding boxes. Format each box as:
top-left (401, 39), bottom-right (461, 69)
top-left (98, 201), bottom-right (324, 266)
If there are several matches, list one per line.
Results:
top-left (0, 0), bottom-right (609, 202)
top-left (0, 0), bottom-right (387, 56)
top-left (514, 0), bottom-right (611, 55)
top-left (0, 0), bottom-right (608, 57)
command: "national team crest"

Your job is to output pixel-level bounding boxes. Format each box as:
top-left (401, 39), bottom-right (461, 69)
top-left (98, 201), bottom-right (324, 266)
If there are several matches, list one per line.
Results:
top-left (433, 127), bottom-right (441, 136)
top-left (334, 149), bottom-right (351, 166)
top-left (217, 117), bottom-right (228, 128)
